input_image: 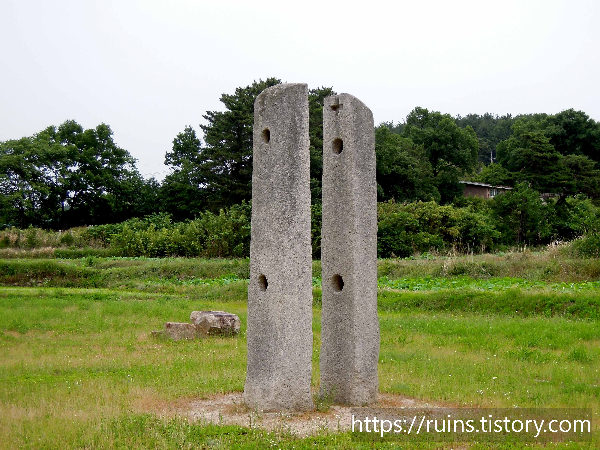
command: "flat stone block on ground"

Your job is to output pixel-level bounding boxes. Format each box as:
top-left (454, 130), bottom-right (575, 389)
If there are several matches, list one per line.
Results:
top-left (190, 311), bottom-right (240, 336)
top-left (163, 322), bottom-right (199, 341)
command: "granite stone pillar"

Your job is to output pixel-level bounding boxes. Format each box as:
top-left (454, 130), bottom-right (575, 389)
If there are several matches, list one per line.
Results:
top-left (244, 83), bottom-right (314, 411)
top-left (319, 94), bottom-right (379, 405)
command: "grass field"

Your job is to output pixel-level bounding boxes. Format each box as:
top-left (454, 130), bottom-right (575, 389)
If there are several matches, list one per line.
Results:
top-left (1, 250), bottom-right (599, 449)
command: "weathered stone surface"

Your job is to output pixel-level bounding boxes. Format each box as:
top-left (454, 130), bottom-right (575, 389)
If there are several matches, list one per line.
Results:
top-left (244, 83), bottom-right (314, 412)
top-left (190, 311), bottom-right (240, 336)
top-left (163, 322), bottom-right (199, 341)
top-left (319, 93), bottom-right (379, 405)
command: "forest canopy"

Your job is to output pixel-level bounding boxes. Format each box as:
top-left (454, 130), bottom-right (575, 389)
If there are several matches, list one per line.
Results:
top-left (2, 78), bottom-right (600, 253)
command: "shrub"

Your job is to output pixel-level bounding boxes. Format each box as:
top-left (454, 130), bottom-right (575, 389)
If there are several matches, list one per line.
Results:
top-left (571, 233), bottom-right (600, 258)
top-left (110, 203), bottom-right (251, 258)
top-left (549, 196), bottom-right (600, 241)
top-left (491, 183), bottom-right (551, 245)
top-left (377, 201), bottom-right (499, 257)
top-left (3, 195), bottom-right (599, 259)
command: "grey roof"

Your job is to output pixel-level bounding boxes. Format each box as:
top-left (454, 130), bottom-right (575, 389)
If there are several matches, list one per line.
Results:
top-left (459, 181), bottom-right (512, 190)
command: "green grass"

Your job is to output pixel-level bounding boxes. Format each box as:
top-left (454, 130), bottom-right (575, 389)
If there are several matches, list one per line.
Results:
top-left (1, 252), bottom-right (600, 448)
top-left (378, 289), bottom-right (600, 319)
top-left (379, 312), bottom-right (600, 406)
top-left (378, 275), bottom-right (600, 292)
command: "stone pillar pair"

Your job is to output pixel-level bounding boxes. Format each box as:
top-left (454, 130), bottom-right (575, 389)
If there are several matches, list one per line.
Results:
top-left (244, 83), bottom-right (379, 411)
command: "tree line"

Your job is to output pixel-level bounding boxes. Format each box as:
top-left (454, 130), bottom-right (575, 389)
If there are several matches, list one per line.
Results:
top-left (2, 78), bottom-right (600, 247)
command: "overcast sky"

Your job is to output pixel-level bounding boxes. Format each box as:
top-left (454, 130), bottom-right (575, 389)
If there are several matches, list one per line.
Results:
top-left (2, 0), bottom-right (599, 180)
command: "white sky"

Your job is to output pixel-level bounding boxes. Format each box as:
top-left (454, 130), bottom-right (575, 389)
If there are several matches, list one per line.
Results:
top-left (1, 0), bottom-right (599, 180)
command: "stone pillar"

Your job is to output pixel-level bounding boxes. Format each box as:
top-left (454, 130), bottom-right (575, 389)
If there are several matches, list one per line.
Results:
top-left (319, 94), bottom-right (379, 405)
top-left (244, 83), bottom-right (314, 411)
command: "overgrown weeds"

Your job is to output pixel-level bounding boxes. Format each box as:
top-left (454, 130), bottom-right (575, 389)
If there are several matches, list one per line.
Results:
top-left (377, 246), bottom-right (600, 282)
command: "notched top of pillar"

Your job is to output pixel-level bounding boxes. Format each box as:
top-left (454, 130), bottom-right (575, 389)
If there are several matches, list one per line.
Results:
top-left (323, 93), bottom-right (375, 163)
top-left (324, 93), bottom-right (373, 121)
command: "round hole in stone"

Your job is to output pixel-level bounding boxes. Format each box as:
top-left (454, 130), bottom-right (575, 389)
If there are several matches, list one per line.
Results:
top-left (258, 274), bottom-right (268, 291)
top-left (331, 274), bottom-right (344, 292)
top-left (332, 138), bottom-right (343, 154)
top-left (261, 128), bottom-right (270, 144)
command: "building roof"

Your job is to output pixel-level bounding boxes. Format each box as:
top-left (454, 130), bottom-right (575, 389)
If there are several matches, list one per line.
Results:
top-left (459, 181), bottom-right (512, 190)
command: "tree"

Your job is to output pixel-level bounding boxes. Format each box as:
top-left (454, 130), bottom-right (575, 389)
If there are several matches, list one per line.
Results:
top-left (60, 122), bottom-right (139, 225)
top-left (562, 154), bottom-right (600, 199)
top-left (159, 169), bottom-right (208, 221)
top-left (379, 121), bottom-right (405, 135)
top-left (166, 80), bottom-right (336, 210)
top-left (165, 125), bottom-right (203, 168)
top-left (160, 126), bottom-right (207, 220)
top-left (198, 78), bottom-right (282, 209)
top-left (473, 163), bottom-right (512, 186)
top-left (0, 136), bottom-right (56, 227)
top-left (497, 131), bottom-right (568, 193)
top-left (455, 113), bottom-right (516, 164)
top-left (402, 107), bottom-right (478, 203)
top-left (0, 120), bottom-right (143, 228)
top-left (112, 174), bottom-right (161, 220)
top-left (544, 109), bottom-right (600, 161)
top-left (491, 183), bottom-right (551, 245)
top-left (497, 118), bottom-right (600, 200)
top-left (374, 126), bottom-right (438, 202)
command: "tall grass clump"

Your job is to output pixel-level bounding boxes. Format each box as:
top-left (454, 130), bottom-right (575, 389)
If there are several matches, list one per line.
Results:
top-left (570, 233), bottom-right (600, 258)
top-left (0, 226), bottom-right (89, 250)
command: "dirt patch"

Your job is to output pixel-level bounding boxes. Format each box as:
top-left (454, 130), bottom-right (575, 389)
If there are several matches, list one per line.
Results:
top-left (3, 330), bottom-right (21, 338)
top-left (188, 392), bottom-right (440, 437)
